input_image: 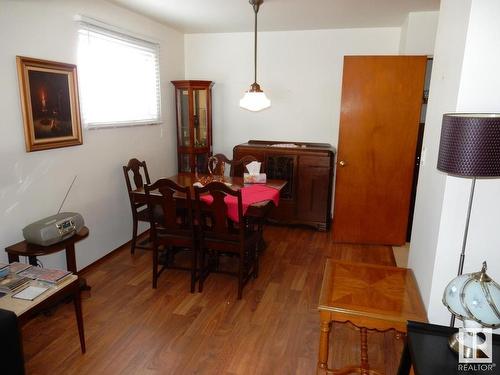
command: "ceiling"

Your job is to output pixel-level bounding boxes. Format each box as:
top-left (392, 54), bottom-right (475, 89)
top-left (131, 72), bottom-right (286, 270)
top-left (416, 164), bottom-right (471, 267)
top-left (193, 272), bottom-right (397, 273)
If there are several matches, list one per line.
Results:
top-left (109, 0), bottom-right (440, 33)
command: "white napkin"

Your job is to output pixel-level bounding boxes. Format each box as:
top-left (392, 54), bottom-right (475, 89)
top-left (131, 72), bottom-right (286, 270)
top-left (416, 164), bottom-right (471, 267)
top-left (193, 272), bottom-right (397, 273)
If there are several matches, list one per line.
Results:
top-left (245, 161), bottom-right (261, 175)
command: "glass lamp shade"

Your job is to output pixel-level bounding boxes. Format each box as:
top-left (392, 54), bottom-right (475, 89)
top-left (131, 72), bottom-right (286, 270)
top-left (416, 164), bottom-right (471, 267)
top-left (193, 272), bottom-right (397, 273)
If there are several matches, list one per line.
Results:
top-left (239, 91), bottom-right (271, 112)
top-left (443, 262), bottom-right (500, 328)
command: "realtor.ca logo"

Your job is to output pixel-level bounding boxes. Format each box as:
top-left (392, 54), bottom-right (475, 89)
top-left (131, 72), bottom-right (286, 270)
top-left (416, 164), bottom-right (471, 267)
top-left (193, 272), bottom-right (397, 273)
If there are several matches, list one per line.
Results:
top-left (457, 328), bottom-right (496, 372)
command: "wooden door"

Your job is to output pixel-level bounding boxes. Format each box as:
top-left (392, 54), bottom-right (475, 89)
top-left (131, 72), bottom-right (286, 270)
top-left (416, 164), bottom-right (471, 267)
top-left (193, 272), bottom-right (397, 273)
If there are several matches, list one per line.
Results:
top-left (332, 56), bottom-right (427, 245)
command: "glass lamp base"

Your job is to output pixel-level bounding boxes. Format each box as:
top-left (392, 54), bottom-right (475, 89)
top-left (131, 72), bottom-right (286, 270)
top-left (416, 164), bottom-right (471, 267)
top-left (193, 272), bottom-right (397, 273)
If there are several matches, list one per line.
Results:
top-left (448, 330), bottom-right (488, 358)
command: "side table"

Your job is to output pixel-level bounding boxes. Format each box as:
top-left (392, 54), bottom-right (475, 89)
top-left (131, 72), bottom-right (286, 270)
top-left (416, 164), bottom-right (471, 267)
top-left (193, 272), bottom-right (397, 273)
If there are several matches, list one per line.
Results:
top-left (317, 260), bottom-right (427, 374)
top-left (398, 321), bottom-right (500, 375)
top-left (5, 227), bottom-right (90, 290)
top-left (0, 275), bottom-right (86, 354)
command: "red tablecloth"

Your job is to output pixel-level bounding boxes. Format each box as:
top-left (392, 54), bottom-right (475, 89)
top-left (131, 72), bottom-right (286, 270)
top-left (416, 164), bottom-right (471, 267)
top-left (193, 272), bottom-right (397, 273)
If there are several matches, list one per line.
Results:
top-left (200, 184), bottom-right (280, 222)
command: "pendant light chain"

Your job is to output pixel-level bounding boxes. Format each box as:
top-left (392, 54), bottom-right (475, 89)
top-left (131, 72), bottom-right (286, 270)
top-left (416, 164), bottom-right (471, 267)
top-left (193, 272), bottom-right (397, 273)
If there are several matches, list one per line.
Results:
top-left (254, 5), bottom-right (258, 84)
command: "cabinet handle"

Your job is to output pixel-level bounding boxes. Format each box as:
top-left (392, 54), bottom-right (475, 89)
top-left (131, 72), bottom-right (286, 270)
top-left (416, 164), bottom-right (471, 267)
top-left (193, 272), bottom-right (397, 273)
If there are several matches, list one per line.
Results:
top-left (339, 160), bottom-right (346, 167)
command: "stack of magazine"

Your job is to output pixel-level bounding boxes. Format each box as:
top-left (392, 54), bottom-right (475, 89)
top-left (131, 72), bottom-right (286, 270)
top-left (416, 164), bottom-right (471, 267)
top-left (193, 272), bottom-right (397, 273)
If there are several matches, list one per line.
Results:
top-left (0, 262), bottom-right (31, 293)
top-left (0, 274), bottom-right (30, 293)
top-left (18, 266), bottom-right (72, 285)
top-left (0, 262), bottom-right (72, 294)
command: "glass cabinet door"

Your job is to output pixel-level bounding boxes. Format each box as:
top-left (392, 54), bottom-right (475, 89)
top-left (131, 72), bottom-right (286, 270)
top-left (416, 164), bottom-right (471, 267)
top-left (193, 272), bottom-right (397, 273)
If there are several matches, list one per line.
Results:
top-left (177, 89), bottom-right (190, 147)
top-left (172, 80), bottom-right (213, 174)
top-left (193, 89), bottom-right (208, 148)
top-left (179, 153), bottom-right (191, 173)
top-left (196, 154), bottom-right (208, 174)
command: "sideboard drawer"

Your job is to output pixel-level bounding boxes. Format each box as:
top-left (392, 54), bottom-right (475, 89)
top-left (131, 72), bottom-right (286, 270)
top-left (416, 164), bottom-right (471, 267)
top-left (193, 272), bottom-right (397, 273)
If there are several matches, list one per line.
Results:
top-left (300, 155), bottom-right (332, 168)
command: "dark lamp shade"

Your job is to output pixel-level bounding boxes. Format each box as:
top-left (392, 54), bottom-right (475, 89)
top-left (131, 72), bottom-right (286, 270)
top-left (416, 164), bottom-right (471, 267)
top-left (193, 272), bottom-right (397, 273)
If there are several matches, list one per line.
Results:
top-left (437, 113), bottom-right (500, 177)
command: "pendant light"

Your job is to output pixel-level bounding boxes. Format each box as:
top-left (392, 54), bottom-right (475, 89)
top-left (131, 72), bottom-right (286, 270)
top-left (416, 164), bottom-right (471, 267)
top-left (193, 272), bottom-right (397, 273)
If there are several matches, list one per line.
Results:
top-left (239, 0), bottom-right (271, 112)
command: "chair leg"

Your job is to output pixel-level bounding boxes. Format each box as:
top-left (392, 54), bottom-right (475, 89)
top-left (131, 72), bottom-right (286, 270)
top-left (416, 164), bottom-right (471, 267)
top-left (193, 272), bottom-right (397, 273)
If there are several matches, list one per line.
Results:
top-left (131, 217), bottom-right (138, 254)
top-left (199, 248), bottom-right (206, 293)
top-left (237, 254), bottom-right (244, 300)
top-left (257, 219), bottom-right (266, 254)
top-left (190, 246), bottom-right (197, 293)
top-left (215, 251), bottom-right (220, 272)
top-left (253, 244), bottom-right (259, 279)
top-left (152, 246), bottom-right (158, 289)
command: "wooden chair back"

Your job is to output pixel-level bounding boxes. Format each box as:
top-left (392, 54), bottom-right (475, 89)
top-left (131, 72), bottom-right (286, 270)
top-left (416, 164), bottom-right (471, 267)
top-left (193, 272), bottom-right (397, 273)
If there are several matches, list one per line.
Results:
top-left (195, 181), bottom-right (259, 299)
top-left (123, 158), bottom-right (151, 194)
top-left (122, 158), bottom-right (153, 253)
top-left (194, 182), bottom-right (244, 246)
top-left (144, 178), bottom-right (193, 238)
top-left (144, 178), bottom-right (196, 291)
top-left (207, 154), bottom-right (258, 177)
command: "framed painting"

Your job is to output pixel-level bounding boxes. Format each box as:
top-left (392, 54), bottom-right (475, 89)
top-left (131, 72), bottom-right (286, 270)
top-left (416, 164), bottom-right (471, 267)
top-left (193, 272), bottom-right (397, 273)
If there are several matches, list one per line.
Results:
top-left (16, 56), bottom-right (83, 152)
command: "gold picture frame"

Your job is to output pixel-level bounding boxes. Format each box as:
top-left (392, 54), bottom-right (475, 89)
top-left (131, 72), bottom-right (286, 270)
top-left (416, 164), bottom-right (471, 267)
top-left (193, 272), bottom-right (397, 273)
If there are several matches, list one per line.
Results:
top-left (16, 56), bottom-right (83, 152)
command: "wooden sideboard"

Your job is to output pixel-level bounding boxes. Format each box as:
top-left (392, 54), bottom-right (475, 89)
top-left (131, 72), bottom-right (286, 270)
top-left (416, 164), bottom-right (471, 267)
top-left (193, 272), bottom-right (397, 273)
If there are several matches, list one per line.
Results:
top-left (233, 140), bottom-right (336, 231)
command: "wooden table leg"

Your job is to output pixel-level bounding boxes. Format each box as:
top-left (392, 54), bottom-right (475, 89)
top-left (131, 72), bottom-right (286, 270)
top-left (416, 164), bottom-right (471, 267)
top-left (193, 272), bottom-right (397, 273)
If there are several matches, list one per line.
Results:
top-left (28, 256), bottom-right (37, 266)
top-left (66, 243), bottom-right (91, 291)
top-left (360, 327), bottom-right (369, 375)
top-left (397, 334), bottom-right (411, 375)
top-left (318, 312), bottom-right (332, 374)
top-left (65, 243), bottom-right (77, 273)
top-left (73, 288), bottom-right (86, 354)
top-left (8, 253), bottom-right (20, 263)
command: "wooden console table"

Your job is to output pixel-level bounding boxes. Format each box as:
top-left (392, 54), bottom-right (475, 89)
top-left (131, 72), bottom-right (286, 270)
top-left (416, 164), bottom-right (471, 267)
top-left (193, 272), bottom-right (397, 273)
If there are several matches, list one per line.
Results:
top-left (5, 227), bottom-right (90, 290)
top-left (317, 260), bottom-right (427, 374)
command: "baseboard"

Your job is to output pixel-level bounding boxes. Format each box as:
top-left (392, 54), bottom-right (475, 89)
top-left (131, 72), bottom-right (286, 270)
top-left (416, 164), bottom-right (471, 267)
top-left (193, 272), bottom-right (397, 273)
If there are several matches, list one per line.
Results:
top-left (79, 230), bottom-right (150, 275)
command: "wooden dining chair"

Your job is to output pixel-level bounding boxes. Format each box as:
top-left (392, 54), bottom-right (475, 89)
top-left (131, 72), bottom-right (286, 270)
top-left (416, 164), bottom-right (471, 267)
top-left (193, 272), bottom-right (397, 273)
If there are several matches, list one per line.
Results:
top-left (207, 154), bottom-right (258, 177)
top-left (208, 154), bottom-right (267, 251)
top-left (194, 181), bottom-right (259, 299)
top-left (123, 158), bottom-right (155, 254)
top-left (144, 178), bottom-right (198, 292)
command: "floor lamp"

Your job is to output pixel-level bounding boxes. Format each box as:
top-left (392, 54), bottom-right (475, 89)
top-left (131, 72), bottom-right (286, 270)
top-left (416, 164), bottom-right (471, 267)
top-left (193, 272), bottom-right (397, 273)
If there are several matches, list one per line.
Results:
top-left (436, 113), bottom-right (500, 327)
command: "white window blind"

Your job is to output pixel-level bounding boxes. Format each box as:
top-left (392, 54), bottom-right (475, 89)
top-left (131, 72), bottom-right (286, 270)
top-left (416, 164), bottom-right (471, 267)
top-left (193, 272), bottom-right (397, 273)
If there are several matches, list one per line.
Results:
top-left (77, 19), bottom-right (161, 128)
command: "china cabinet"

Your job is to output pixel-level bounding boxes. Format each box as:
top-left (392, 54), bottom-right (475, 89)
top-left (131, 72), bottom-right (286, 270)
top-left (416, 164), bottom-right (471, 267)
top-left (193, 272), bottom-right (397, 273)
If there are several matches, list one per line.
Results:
top-left (172, 80), bottom-right (214, 173)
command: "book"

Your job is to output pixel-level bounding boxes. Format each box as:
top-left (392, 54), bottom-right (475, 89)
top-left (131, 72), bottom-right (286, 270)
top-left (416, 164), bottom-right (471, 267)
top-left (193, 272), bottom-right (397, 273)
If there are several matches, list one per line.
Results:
top-left (0, 275), bottom-right (30, 292)
top-left (8, 262), bottom-right (32, 274)
top-left (18, 267), bottom-right (71, 284)
top-left (0, 263), bottom-right (9, 278)
top-left (12, 285), bottom-right (49, 301)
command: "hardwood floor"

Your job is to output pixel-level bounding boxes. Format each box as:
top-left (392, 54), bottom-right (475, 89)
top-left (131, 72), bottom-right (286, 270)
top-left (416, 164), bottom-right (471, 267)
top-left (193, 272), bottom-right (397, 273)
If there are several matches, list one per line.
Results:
top-left (22, 225), bottom-right (403, 375)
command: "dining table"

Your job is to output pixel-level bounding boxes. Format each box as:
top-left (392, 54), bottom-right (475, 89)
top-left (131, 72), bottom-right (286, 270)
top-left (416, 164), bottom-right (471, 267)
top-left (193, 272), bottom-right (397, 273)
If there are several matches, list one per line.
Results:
top-left (131, 172), bottom-right (287, 249)
top-left (132, 173), bottom-right (286, 204)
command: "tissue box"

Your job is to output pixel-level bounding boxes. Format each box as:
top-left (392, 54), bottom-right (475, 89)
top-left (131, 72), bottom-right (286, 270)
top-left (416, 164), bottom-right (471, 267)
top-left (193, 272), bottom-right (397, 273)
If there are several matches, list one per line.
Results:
top-left (244, 173), bottom-right (267, 184)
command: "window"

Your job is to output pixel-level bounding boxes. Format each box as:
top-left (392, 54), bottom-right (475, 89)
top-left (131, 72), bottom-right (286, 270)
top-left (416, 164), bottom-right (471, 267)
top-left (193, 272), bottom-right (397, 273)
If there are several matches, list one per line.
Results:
top-left (77, 18), bottom-right (161, 128)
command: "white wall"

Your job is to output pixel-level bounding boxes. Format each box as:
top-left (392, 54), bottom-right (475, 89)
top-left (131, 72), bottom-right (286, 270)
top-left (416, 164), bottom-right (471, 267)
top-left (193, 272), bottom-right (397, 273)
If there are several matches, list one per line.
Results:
top-left (399, 11), bottom-right (439, 55)
top-left (408, 0), bottom-right (472, 314)
top-left (0, 0), bottom-right (184, 270)
top-left (422, 0), bottom-right (500, 326)
top-left (185, 28), bottom-right (401, 156)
